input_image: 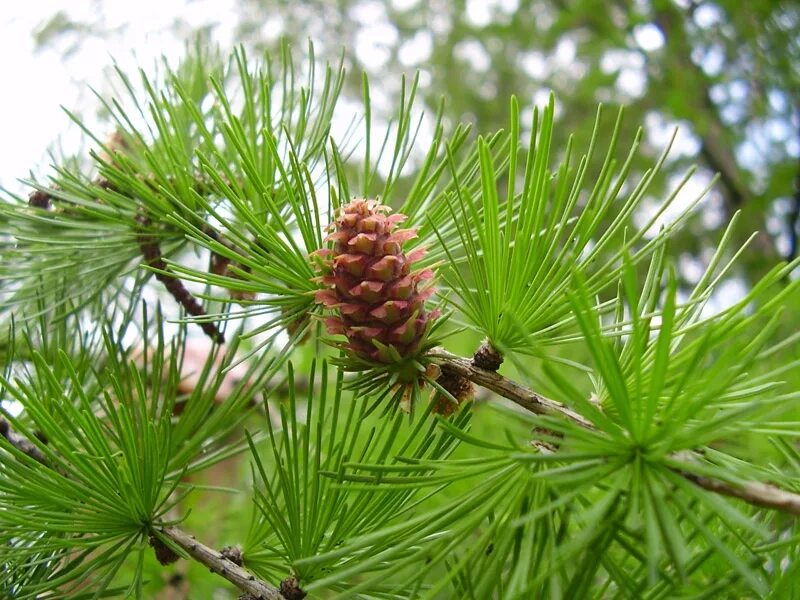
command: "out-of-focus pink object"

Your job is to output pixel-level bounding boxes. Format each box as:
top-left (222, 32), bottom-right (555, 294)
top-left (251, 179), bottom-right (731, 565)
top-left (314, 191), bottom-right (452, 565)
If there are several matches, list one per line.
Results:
top-left (131, 337), bottom-right (251, 409)
top-left (176, 337), bottom-right (251, 403)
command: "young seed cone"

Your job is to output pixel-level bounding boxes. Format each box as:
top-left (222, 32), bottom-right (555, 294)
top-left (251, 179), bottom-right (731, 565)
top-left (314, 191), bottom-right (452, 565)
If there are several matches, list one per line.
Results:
top-left (312, 199), bottom-right (437, 364)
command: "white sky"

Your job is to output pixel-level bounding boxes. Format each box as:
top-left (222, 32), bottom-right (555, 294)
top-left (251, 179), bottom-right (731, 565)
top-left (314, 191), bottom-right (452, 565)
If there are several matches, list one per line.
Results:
top-left (0, 0), bottom-right (239, 193)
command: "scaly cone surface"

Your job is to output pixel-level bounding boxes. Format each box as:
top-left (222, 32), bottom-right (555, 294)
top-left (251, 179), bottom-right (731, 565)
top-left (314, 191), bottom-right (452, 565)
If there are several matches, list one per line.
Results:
top-left (313, 199), bottom-right (437, 364)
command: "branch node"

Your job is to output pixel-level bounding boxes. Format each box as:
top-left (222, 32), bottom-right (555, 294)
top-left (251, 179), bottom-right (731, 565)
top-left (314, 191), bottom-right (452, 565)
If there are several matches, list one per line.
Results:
top-left (149, 534), bottom-right (180, 566)
top-left (473, 338), bottom-right (503, 371)
top-left (220, 545), bottom-right (243, 566)
top-left (279, 576), bottom-right (306, 600)
top-left (28, 189), bottom-right (52, 209)
top-left (432, 364), bottom-right (475, 416)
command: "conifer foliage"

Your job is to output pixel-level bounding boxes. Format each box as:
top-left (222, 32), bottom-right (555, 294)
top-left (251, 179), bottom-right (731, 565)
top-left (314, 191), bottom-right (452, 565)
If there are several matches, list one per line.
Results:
top-left (1, 43), bottom-right (800, 598)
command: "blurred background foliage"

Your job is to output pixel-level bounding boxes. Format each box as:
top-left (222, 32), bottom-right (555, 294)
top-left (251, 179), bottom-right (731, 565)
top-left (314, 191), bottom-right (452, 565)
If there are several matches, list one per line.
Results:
top-left (28, 0), bottom-right (800, 287)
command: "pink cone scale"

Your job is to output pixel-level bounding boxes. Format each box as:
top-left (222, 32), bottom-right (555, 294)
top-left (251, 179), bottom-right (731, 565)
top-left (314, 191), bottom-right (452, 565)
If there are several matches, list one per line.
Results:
top-left (312, 199), bottom-right (437, 363)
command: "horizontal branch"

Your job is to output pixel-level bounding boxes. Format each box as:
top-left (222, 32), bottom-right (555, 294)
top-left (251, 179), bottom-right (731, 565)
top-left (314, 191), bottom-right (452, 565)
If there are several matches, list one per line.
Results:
top-left (429, 349), bottom-right (800, 517)
top-left (678, 469), bottom-right (800, 516)
top-left (428, 349), bottom-right (593, 429)
top-left (159, 526), bottom-right (284, 599)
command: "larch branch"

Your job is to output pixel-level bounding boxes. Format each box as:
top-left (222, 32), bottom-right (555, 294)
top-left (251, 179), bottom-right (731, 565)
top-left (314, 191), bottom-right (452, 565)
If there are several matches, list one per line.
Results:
top-left (678, 471), bottom-right (800, 516)
top-left (428, 349), bottom-right (593, 429)
top-left (429, 349), bottom-right (800, 517)
top-left (159, 526), bottom-right (285, 600)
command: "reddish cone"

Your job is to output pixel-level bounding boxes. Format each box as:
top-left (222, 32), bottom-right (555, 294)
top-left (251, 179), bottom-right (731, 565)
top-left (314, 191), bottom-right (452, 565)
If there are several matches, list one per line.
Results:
top-left (312, 199), bottom-right (437, 363)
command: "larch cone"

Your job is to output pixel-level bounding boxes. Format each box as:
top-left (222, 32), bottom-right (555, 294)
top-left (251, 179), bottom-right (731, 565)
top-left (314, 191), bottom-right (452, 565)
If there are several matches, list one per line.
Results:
top-left (312, 199), bottom-right (437, 364)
